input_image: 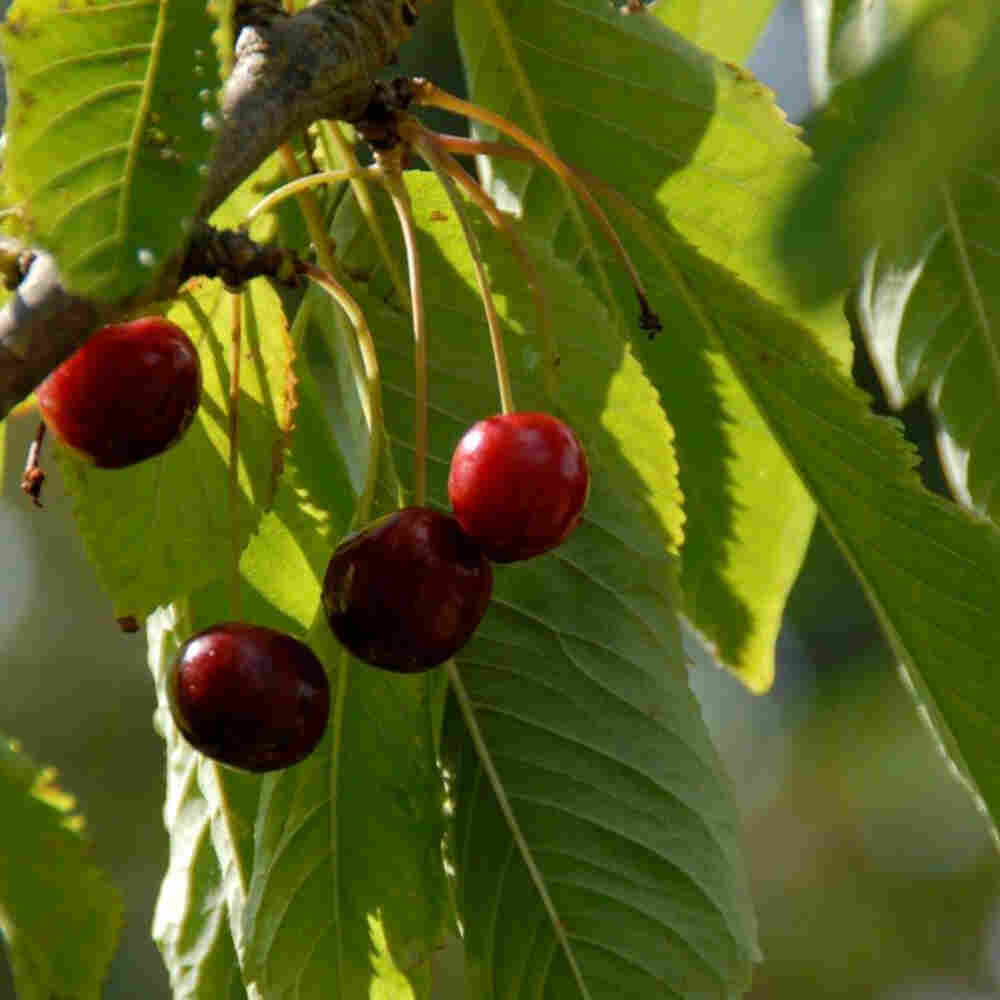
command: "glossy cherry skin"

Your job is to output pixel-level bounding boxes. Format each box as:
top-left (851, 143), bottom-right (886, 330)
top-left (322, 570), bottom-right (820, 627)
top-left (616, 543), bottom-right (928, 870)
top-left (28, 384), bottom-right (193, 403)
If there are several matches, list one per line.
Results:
top-left (323, 507), bottom-right (493, 672)
top-left (168, 623), bottom-right (329, 772)
top-left (448, 412), bottom-right (589, 562)
top-left (38, 316), bottom-right (201, 469)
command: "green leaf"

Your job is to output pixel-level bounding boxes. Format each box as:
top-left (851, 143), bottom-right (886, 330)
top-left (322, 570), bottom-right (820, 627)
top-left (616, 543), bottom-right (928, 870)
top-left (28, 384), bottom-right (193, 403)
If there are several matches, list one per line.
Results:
top-left (150, 371), bottom-right (445, 998)
top-left (458, 0), bottom-right (1000, 881)
top-left (670, 239), bottom-right (1000, 845)
top-left (653, 0), bottom-right (780, 64)
top-left (857, 162), bottom-right (1000, 521)
top-left (59, 277), bottom-right (294, 619)
top-left (778, 0), bottom-right (1000, 302)
top-left (330, 173), bottom-right (759, 998)
top-left (0, 735), bottom-right (122, 1000)
top-left (2, 0), bottom-right (221, 302)
top-left (455, 0), bottom-right (846, 688)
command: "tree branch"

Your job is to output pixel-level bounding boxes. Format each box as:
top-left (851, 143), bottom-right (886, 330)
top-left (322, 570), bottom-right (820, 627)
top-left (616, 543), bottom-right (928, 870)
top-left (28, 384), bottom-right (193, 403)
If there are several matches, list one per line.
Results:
top-left (0, 0), bottom-right (427, 420)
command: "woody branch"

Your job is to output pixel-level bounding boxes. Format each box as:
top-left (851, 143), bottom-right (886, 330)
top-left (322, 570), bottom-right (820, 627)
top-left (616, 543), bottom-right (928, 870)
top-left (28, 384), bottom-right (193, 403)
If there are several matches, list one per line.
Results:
top-left (0, 0), bottom-right (428, 419)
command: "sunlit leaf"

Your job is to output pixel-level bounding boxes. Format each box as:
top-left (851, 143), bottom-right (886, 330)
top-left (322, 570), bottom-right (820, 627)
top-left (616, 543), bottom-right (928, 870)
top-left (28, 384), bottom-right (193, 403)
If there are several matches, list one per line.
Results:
top-left (0, 735), bottom-right (122, 1000)
top-left (455, 0), bottom-right (847, 689)
top-left (460, 0), bottom-right (1000, 890)
top-left (654, 0), bottom-right (780, 64)
top-left (2, 0), bottom-right (221, 302)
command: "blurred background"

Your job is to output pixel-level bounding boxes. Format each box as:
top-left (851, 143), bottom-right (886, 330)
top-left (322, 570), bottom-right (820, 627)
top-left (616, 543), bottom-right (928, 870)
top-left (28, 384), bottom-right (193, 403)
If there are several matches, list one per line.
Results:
top-left (2, 1), bottom-right (999, 997)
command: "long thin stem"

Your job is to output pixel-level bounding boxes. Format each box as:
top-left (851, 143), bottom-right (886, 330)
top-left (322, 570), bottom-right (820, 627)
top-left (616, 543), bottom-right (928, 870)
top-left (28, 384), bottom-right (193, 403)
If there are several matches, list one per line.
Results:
top-left (277, 143), bottom-right (380, 521)
top-left (446, 662), bottom-right (592, 1000)
top-left (247, 165), bottom-right (375, 224)
top-left (304, 264), bottom-right (382, 523)
top-left (276, 145), bottom-right (340, 274)
top-left (426, 132), bottom-right (536, 165)
top-left (410, 123), bottom-right (556, 395)
top-left (413, 131), bottom-right (515, 415)
top-left (382, 164), bottom-right (429, 507)
top-left (321, 121), bottom-right (411, 306)
top-left (228, 290), bottom-right (244, 621)
top-left (413, 81), bottom-right (661, 334)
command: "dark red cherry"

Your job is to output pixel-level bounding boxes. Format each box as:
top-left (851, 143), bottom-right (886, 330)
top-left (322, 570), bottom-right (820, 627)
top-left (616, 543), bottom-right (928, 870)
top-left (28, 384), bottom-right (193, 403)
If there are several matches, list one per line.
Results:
top-left (168, 623), bottom-right (329, 772)
top-left (448, 412), bottom-right (589, 562)
top-left (37, 316), bottom-right (201, 469)
top-left (323, 507), bottom-right (493, 672)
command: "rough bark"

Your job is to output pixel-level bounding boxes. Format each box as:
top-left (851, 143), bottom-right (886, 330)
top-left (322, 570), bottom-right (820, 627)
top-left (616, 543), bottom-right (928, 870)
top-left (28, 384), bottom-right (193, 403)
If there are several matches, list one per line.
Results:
top-left (0, 0), bottom-right (426, 418)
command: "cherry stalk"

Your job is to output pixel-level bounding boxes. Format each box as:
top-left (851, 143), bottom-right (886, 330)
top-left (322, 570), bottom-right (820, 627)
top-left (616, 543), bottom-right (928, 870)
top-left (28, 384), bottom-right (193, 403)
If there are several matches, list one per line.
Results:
top-left (412, 80), bottom-right (662, 336)
top-left (413, 130), bottom-right (516, 416)
top-left (404, 121), bottom-right (556, 394)
top-left (382, 154), bottom-right (430, 507)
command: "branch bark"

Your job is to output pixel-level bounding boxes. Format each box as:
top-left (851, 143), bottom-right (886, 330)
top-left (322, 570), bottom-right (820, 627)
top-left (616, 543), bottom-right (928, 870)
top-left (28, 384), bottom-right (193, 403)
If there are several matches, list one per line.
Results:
top-left (0, 0), bottom-right (426, 419)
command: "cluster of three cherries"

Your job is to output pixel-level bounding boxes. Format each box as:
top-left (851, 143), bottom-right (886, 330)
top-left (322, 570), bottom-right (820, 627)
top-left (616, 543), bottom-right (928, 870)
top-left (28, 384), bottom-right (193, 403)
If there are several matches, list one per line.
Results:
top-left (36, 317), bottom-right (589, 772)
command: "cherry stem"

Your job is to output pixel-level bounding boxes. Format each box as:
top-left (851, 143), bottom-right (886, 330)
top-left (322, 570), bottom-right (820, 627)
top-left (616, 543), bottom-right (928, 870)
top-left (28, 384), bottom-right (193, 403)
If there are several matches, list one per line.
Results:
top-left (413, 82), bottom-right (662, 335)
top-left (410, 123), bottom-right (557, 396)
top-left (412, 130), bottom-right (516, 416)
top-left (277, 143), bottom-right (365, 431)
top-left (321, 121), bottom-right (410, 306)
top-left (277, 144), bottom-right (380, 522)
top-left (20, 420), bottom-right (46, 508)
top-left (276, 144), bottom-right (341, 278)
top-left (228, 291), bottom-right (244, 621)
top-left (304, 263), bottom-right (382, 523)
top-left (382, 162), bottom-right (429, 508)
top-left (445, 661), bottom-right (593, 1000)
top-left (428, 132), bottom-right (536, 164)
top-left (246, 164), bottom-right (379, 224)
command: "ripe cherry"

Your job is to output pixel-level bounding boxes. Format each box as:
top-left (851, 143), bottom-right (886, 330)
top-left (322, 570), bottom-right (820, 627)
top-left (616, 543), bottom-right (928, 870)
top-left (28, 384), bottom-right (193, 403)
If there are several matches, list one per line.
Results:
top-left (168, 623), bottom-right (329, 772)
top-left (323, 507), bottom-right (493, 672)
top-left (37, 316), bottom-right (201, 469)
top-left (448, 412), bottom-right (589, 562)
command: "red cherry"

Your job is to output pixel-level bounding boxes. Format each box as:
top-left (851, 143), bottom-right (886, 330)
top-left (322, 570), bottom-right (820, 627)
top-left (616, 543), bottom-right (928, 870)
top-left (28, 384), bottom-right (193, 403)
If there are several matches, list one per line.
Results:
top-left (168, 623), bottom-right (329, 772)
top-left (37, 316), bottom-right (201, 469)
top-left (448, 412), bottom-right (589, 562)
top-left (323, 507), bottom-right (493, 672)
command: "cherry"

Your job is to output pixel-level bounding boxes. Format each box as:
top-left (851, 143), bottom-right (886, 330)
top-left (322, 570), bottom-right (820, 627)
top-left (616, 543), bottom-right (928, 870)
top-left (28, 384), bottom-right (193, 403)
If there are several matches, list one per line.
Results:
top-left (168, 623), bottom-right (329, 772)
top-left (448, 412), bottom-right (589, 562)
top-left (323, 507), bottom-right (493, 672)
top-left (37, 316), bottom-right (201, 469)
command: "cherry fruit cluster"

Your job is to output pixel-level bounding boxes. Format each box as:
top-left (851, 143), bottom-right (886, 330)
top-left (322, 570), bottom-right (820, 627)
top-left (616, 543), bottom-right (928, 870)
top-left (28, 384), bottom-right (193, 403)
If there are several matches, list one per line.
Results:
top-left (35, 321), bottom-right (588, 772)
top-left (323, 411), bottom-right (589, 673)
